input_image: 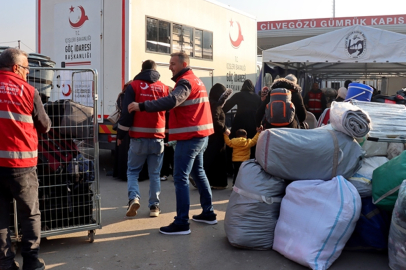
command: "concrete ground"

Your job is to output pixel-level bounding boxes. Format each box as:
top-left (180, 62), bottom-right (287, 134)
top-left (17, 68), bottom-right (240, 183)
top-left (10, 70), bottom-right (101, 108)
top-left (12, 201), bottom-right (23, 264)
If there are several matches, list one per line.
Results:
top-left (13, 150), bottom-right (390, 270)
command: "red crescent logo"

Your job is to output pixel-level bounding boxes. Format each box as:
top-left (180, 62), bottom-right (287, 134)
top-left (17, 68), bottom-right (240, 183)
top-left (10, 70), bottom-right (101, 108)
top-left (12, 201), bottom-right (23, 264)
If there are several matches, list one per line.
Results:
top-left (62, 84), bottom-right (72, 97)
top-left (69, 6), bottom-right (89, 29)
top-left (140, 82), bottom-right (149, 90)
top-left (229, 21), bottom-right (244, 49)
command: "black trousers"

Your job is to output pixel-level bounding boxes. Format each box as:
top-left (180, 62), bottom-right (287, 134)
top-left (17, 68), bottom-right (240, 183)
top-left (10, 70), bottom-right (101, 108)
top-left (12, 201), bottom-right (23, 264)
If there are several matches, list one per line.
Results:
top-left (232, 161), bottom-right (243, 185)
top-left (0, 170), bottom-right (41, 269)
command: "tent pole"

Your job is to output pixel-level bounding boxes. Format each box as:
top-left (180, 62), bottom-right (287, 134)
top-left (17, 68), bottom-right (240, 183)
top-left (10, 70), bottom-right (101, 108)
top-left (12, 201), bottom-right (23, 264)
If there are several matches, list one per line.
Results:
top-left (261, 61), bottom-right (265, 90)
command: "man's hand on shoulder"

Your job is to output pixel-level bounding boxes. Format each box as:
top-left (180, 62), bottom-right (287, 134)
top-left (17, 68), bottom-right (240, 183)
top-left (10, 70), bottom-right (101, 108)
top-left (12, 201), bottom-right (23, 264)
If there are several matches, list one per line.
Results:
top-left (128, 102), bottom-right (140, 113)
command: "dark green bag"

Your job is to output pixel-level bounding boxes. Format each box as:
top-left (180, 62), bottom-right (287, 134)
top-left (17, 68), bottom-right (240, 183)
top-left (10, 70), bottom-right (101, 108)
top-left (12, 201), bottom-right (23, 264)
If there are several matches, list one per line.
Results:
top-left (372, 151), bottom-right (406, 211)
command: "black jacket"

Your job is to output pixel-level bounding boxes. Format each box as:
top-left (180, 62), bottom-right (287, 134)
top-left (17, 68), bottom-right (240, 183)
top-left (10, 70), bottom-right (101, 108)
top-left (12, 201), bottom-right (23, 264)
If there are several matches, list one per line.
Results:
top-left (223, 80), bottom-right (261, 138)
top-left (256, 78), bottom-right (307, 129)
top-left (204, 83), bottom-right (232, 187)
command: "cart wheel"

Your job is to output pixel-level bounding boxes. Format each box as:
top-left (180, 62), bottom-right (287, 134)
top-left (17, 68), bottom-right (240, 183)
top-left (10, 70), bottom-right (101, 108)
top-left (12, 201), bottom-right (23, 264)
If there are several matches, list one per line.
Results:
top-left (88, 230), bottom-right (95, 243)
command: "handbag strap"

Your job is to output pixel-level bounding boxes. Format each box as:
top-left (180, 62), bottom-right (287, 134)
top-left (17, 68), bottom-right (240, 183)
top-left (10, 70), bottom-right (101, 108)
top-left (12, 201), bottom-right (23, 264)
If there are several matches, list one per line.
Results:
top-left (373, 184), bottom-right (401, 205)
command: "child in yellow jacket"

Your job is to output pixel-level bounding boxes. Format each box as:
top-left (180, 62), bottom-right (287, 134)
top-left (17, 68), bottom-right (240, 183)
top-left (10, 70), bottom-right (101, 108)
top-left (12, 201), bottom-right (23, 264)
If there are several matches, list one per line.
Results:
top-left (224, 127), bottom-right (262, 184)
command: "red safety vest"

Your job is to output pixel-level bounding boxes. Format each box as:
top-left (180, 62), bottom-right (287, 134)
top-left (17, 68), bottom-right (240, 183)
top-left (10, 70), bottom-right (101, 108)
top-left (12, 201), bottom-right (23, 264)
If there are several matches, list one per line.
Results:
top-left (169, 70), bottom-right (214, 141)
top-left (129, 80), bottom-right (169, 139)
top-left (308, 91), bottom-right (323, 113)
top-left (0, 71), bottom-right (38, 168)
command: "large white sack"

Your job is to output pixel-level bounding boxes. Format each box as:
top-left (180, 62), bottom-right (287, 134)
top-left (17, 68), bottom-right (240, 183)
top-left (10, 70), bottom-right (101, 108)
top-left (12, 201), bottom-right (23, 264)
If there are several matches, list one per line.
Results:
top-left (224, 160), bottom-right (286, 250)
top-left (348, 156), bottom-right (389, 198)
top-left (256, 128), bottom-right (363, 180)
top-left (273, 176), bottom-right (361, 270)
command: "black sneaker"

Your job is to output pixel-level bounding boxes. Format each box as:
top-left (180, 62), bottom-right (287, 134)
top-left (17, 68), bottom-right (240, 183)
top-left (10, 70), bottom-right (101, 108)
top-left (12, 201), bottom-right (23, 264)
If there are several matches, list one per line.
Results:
top-left (192, 213), bottom-right (217, 225)
top-left (126, 198), bottom-right (140, 217)
top-left (2, 261), bottom-right (19, 270)
top-left (150, 205), bottom-right (161, 217)
top-left (22, 258), bottom-right (45, 270)
top-left (159, 223), bottom-right (191, 235)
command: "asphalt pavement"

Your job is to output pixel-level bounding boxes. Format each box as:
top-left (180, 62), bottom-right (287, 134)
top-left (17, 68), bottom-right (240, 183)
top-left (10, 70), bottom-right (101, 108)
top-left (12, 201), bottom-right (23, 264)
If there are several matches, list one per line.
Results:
top-left (12, 150), bottom-right (390, 270)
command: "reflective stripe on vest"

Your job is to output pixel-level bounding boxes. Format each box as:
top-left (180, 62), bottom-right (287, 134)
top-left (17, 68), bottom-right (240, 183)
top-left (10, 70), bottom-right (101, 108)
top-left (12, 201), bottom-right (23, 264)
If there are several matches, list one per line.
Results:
top-left (309, 98), bottom-right (321, 102)
top-left (0, 110), bottom-right (33, 123)
top-left (179, 97), bottom-right (209, 107)
top-left (130, 127), bottom-right (166, 133)
top-left (0, 150), bottom-right (37, 159)
top-left (169, 123), bottom-right (214, 134)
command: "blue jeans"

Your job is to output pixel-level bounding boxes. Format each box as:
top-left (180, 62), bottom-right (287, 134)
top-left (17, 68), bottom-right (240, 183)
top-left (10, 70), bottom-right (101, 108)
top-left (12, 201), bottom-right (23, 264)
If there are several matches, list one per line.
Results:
top-left (173, 136), bottom-right (214, 225)
top-left (127, 138), bottom-right (164, 207)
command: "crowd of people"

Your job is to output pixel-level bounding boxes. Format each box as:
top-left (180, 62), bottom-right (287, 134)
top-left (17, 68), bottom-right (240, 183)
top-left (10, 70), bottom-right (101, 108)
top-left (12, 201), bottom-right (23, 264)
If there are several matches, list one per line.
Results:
top-left (0, 46), bottom-right (355, 269)
top-left (112, 51), bottom-right (352, 236)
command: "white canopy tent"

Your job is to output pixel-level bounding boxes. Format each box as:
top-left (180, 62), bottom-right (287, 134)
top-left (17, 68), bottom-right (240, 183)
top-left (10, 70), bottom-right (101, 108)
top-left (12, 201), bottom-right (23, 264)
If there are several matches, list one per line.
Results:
top-left (261, 25), bottom-right (406, 82)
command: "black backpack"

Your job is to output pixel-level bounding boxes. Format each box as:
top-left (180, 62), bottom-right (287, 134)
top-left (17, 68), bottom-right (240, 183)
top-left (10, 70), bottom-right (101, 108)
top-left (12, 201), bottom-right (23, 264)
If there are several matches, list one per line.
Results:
top-left (265, 88), bottom-right (295, 126)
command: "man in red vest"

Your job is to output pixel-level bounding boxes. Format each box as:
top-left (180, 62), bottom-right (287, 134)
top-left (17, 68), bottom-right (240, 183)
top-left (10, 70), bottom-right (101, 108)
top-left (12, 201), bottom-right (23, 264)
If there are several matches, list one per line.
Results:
top-left (304, 82), bottom-right (327, 120)
top-left (117, 60), bottom-right (169, 218)
top-left (129, 52), bottom-right (216, 235)
top-left (0, 48), bottom-right (51, 270)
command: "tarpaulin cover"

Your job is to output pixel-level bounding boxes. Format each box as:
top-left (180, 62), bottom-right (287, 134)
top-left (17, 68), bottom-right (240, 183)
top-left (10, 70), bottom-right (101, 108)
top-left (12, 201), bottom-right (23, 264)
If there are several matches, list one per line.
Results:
top-left (350, 100), bottom-right (406, 138)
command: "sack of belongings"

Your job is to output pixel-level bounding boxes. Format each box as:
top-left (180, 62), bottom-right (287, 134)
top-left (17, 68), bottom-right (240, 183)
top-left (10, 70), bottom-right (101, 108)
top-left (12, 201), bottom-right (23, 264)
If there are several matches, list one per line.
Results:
top-left (388, 180), bottom-right (406, 270)
top-left (224, 160), bottom-right (286, 250)
top-left (273, 176), bottom-right (361, 270)
top-left (345, 197), bottom-right (391, 251)
top-left (60, 100), bottom-right (93, 139)
top-left (372, 150), bottom-right (406, 211)
top-left (348, 156), bottom-right (388, 198)
top-left (255, 128), bottom-right (363, 180)
top-left (329, 101), bottom-right (371, 139)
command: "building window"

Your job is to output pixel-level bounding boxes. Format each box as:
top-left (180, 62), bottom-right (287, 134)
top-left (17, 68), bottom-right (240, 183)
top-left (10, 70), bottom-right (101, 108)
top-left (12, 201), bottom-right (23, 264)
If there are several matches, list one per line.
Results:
top-left (331, 82), bottom-right (340, 90)
top-left (146, 18), bottom-right (171, 53)
top-left (172, 24), bottom-right (194, 57)
top-left (202, 31), bottom-right (213, 60)
top-left (146, 17), bottom-right (213, 60)
top-left (194, 29), bottom-right (203, 58)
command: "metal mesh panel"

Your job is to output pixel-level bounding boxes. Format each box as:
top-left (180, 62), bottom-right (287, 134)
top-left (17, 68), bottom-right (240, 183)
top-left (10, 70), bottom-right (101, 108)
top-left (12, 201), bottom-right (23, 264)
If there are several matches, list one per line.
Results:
top-left (11, 67), bottom-right (100, 240)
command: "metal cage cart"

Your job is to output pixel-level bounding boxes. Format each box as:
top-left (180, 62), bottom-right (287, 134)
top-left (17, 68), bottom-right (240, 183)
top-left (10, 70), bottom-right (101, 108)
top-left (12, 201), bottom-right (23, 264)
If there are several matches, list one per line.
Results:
top-left (10, 67), bottom-right (101, 244)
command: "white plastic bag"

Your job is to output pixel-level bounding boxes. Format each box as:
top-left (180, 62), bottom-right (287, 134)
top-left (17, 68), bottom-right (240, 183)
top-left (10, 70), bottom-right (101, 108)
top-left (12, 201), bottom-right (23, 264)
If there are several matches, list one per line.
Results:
top-left (361, 140), bottom-right (388, 157)
top-left (387, 142), bottom-right (404, 160)
top-left (348, 156), bottom-right (389, 197)
top-left (273, 176), bottom-right (361, 270)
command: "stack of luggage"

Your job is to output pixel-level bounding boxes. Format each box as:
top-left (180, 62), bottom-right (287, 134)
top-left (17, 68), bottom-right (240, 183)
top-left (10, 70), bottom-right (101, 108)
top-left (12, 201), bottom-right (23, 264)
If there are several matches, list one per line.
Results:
top-left (224, 94), bottom-right (406, 270)
top-left (38, 100), bottom-right (95, 230)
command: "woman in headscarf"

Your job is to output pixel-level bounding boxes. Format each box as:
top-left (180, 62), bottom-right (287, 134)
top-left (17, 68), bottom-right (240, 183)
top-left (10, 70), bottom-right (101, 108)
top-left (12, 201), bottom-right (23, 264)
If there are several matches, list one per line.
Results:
top-left (203, 83), bottom-right (232, 189)
top-left (223, 79), bottom-right (262, 158)
top-left (256, 74), bottom-right (307, 129)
